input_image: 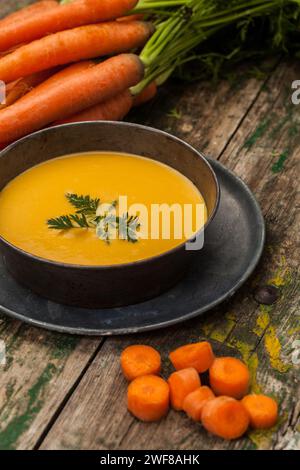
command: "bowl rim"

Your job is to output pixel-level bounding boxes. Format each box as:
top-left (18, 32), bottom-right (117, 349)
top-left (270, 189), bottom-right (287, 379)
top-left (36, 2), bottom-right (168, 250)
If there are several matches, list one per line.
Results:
top-left (0, 121), bottom-right (220, 270)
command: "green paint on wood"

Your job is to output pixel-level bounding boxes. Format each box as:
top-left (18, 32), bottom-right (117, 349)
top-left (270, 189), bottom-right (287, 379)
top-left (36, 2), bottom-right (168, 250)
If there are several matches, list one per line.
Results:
top-left (244, 119), bottom-right (271, 149)
top-left (210, 319), bottom-right (235, 343)
top-left (0, 363), bottom-right (57, 450)
top-left (50, 334), bottom-right (79, 360)
top-left (288, 124), bottom-right (299, 137)
top-left (248, 413), bottom-right (287, 449)
top-left (272, 149), bottom-right (289, 173)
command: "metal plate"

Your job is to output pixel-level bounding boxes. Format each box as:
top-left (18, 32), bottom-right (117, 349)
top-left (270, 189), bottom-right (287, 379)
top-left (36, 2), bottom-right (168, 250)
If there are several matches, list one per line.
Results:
top-left (0, 159), bottom-right (265, 335)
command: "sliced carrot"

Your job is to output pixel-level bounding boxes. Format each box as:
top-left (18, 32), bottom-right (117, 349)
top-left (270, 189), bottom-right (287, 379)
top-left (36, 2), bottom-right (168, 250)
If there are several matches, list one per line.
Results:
top-left (202, 396), bottom-right (250, 440)
top-left (56, 89), bottom-right (133, 125)
top-left (182, 386), bottom-right (215, 422)
top-left (120, 344), bottom-right (161, 382)
top-left (127, 375), bottom-right (169, 422)
top-left (133, 81), bottom-right (157, 107)
top-left (0, 21), bottom-right (153, 84)
top-left (169, 341), bottom-right (215, 373)
top-left (168, 368), bottom-right (201, 410)
top-left (241, 394), bottom-right (278, 429)
top-left (209, 357), bottom-right (250, 399)
top-left (0, 54), bottom-right (144, 144)
top-left (0, 0), bottom-right (139, 52)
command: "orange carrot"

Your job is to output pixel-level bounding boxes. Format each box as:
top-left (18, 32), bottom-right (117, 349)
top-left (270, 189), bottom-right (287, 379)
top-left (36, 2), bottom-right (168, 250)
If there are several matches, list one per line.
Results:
top-left (209, 357), bottom-right (250, 399)
top-left (202, 396), bottom-right (250, 440)
top-left (118, 14), bottom-right (145, 22)
top-left (0, 21), bottom-right (153, 84)
top-left (0, 1), bottom-right (58, 27)
top-left (169, 341), bottom-right (215, 373)
top-left (0, 44), bottom-right (28, 59)
top-left (127, 375), bottom-right (169, 422)
top-left (133, 81), bottom-right (157, 107)
top-left (0, 0), bottom-right (138, 52)
top-left (168, 368), bottom-right (201, 410)
top-left (182, 386), bottom-right (215, 422)
top-left (0, 69), bottom-right (57, 110)
top-left (56, 89), bottom-right (133, 125)
top-left (32, 61), bottom-right (95, 92)
top-left (0, 54), bottom-right (144, 144)
top-left (241, 394), bottom-right (278, 429)
top-left (120, 344), bottom-right (161, 382)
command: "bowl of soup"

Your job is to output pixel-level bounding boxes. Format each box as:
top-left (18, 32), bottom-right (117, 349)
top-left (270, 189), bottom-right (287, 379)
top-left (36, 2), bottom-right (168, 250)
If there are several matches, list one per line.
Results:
top-left (0, 122), bottom-right (219, 308)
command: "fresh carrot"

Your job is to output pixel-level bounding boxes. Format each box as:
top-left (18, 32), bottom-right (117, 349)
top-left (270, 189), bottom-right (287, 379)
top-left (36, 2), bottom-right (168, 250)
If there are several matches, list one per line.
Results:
top-left (209, 357), bottom-right (250, 399)
top-left (169, 341), bottom-right (215, 373)
top-left (120, 344), bottom-right (161, 382)
top-left (0, 54), bottom-right (144, 144)
top-left (0, 69), bottom-right (57, 110)
top-left (0, 0), bottom-right (138, 53)
top-left (202, 396), bottom-right (250, 440)
top-left (127, 375), bottom-right (170, 422)
top-left (133, 81), bottom-right (157, 107)
top-left (0, 21), bottom-right (153, 84)
top-left (182, 386), bottom-right (215, 422)
top-left (0, 1), bottom-right (58, 27)
top-left (32, 61), bottom-right (95, 92)
top-left (168, 368), bottom-right (201, 410)
top-left (118, 14), bottom-right (145, 22)
top-left (56, 89), bottom-right (133, 125)
top-left (0, 44), bottom-right (28, 59)
top-left (241, 394), bottom-right (278, 429)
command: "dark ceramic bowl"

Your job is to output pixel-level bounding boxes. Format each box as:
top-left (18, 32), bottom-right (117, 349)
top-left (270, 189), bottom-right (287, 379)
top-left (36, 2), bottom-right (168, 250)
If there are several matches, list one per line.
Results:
top-left (0, 122), bottom-right (220, 308)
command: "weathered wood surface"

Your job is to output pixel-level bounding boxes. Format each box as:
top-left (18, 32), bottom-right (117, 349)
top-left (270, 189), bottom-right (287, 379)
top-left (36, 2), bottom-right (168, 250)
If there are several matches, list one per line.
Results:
top-left (0, 1), bottom-right (299, 451)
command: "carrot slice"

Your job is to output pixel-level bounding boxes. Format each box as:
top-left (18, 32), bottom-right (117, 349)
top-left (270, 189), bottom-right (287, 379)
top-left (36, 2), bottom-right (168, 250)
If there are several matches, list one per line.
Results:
top-left (182, 386), bottom-right (215, 422)
top-left (241, 394), bottom-right (278, 429)
top-left (202, 396), bottom-right (250, 440)
top-left (0, 21), bottom-right (153, 84)
top-left (127, 375), bottom-right (169, 422)
top-left (168, 368), bottom-right (201, 410)
top-left (209, 357), bottom-right (250, 399)
top-left (133, 81), bottom-right (157, 107)
top-left (121, 344), bottom-right (161, 382)
top-left (169, 341), bottom-right (215, 373)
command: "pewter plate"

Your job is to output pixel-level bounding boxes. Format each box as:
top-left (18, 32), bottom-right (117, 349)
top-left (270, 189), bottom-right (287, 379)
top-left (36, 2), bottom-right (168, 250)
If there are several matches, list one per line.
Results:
top-left (0, 159), bottom-right (265, 335)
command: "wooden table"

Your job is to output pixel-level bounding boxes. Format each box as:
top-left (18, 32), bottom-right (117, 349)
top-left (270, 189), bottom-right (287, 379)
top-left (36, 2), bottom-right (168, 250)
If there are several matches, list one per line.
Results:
top-left (0, 1), bottom-right (299, 451)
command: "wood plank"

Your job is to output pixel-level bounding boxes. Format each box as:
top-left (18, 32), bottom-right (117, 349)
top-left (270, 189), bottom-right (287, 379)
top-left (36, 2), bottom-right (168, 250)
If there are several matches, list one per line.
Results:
top-left (0, 0), bottom-right (106, 451)
top-left (0, 320), bottom-right (101, 450)
top-left (0, 1), bottom-right (297, 451)
top-left (0, 70), bottom-right (268, 449)
top-left (40, 61), bottom-right (300, 450)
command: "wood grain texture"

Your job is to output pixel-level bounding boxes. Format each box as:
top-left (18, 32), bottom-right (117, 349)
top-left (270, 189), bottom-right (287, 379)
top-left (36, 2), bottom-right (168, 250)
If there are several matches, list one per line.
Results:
top-left (40, 61), bottom-right (300, 450)
top-left (0, 0), bottom-right (299, 451)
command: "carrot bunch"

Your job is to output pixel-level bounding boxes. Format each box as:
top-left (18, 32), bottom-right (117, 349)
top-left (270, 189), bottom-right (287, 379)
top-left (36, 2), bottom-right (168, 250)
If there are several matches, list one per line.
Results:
top-left (0, 0), bottom-right (157, 146)
top-left (120, 341), bottom-right (279, 440)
